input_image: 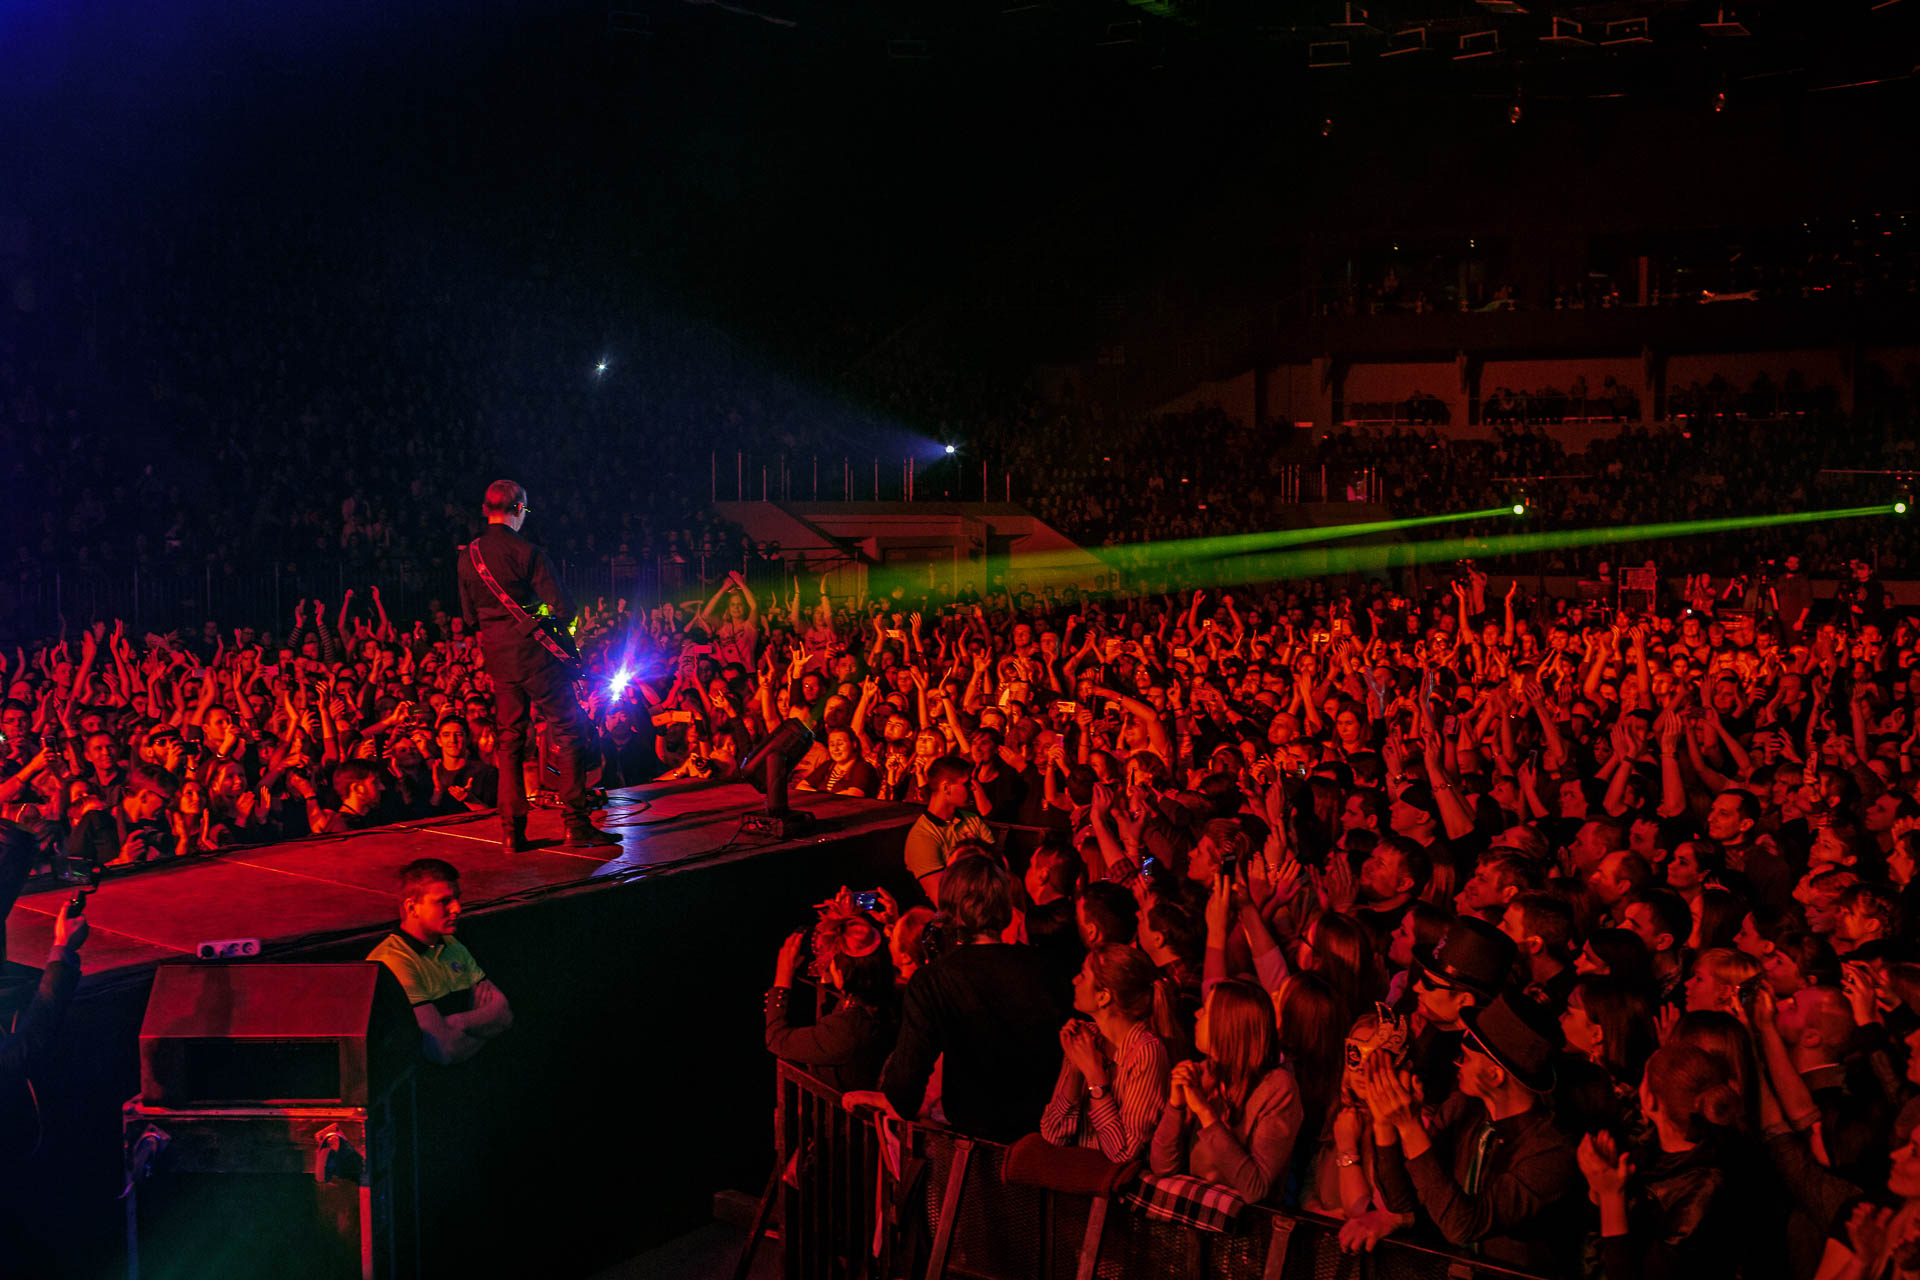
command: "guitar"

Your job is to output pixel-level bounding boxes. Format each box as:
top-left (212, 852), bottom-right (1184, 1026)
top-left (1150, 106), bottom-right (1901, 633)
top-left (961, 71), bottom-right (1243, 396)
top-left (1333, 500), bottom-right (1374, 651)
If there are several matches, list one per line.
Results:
top-left (467, 542), bottom-right (582, 670)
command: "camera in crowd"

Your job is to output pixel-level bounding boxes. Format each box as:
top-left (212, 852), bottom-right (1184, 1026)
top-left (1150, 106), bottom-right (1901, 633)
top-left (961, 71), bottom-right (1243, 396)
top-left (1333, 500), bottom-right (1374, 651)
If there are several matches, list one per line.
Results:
top-left (55, 847), bottom-right (102, 915)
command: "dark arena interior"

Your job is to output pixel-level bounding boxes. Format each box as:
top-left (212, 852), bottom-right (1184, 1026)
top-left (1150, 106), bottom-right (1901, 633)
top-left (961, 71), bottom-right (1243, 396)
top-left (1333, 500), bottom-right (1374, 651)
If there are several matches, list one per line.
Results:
top-left (4, 0), bottom-right (1920, 1277)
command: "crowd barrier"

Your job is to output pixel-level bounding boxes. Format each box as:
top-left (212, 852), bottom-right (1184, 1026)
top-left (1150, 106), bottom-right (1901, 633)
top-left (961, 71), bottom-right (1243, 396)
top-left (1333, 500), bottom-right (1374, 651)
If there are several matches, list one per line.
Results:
top-left (753, 1061), bottom-right (1553, 1280)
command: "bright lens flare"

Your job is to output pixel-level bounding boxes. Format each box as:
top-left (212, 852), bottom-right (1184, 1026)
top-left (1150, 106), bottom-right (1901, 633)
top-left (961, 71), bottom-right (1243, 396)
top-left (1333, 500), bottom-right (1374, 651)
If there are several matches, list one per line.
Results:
top-left (1512, 504), bottom-right (1526, 515)
top-left (1898, 501), bottom-right (1909, 515)
top-left (610, 667), bottom-right (633, 697)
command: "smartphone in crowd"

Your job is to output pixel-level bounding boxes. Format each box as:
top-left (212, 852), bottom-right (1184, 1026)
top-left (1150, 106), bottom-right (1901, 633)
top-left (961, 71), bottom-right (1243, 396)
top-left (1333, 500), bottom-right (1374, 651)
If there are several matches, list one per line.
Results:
top-left (854, 891), bottom-right (882, 913)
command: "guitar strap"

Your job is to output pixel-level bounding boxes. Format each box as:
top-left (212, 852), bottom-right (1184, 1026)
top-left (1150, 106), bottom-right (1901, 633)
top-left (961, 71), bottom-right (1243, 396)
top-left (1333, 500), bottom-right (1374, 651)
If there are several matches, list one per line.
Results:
top-left (468, 541), bottom-right (575, 667)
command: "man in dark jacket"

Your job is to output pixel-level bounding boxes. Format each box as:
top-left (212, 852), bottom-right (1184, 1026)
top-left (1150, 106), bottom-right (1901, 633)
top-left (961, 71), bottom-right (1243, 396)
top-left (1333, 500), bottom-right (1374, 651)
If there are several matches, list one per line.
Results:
top-left (1364, 993), bottom-right (1581, 1273)
top-left (456, 480), bottom-right (616, 853)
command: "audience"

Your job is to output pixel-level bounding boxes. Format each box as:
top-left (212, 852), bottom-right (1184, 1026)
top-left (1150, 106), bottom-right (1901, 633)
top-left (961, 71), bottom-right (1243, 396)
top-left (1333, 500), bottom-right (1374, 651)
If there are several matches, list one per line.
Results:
top-left (729, 553), bottom-right (1920, 1278)
top-left (12, 435), bottom-right (1920, 1275)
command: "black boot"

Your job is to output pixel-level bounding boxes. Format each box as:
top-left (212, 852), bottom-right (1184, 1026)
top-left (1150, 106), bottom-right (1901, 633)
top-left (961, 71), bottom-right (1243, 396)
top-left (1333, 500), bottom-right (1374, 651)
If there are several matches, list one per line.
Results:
top-left (562, 820), bottom-right (620, 850)
top-left (501, 815), bottom-right (530, 854)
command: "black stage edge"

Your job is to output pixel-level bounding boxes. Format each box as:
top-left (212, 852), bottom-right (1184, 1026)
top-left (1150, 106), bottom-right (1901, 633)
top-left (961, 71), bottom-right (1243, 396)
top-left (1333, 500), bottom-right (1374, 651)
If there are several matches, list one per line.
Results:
top-left (1, 786), bottom-right (923, 1280)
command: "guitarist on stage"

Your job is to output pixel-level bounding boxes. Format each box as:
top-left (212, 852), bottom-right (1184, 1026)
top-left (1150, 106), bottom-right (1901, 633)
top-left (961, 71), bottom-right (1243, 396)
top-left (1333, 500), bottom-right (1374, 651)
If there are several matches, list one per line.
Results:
top-left (457, 480), bottom-right (619, 854)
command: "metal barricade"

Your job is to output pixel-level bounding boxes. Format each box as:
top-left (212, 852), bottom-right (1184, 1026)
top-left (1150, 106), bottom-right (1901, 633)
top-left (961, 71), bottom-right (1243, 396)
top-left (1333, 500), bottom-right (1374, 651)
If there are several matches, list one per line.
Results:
top-left (764, 1061), bottom-right (1554, 1280)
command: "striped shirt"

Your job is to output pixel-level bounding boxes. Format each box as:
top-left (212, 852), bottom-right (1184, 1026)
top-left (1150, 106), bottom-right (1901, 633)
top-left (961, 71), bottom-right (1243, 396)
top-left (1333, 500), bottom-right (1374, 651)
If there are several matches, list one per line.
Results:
top-left (1040, 1021), bottom-right (1171, 1163)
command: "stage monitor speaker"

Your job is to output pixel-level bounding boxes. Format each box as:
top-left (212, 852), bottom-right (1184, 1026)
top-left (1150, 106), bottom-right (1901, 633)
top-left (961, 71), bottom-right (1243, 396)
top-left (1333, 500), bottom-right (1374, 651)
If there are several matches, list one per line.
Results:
top-left (126, 963), bottom-right (422, 1280)
top-left (139, 963), bottom-right (417, 1109)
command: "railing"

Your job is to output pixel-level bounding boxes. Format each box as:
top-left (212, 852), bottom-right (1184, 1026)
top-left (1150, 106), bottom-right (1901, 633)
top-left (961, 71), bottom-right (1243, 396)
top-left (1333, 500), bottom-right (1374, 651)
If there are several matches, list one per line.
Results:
top-left (709, 451), bottom-right (1020, 505)
top-left (761, 1060), bottom-right (1554, 1280)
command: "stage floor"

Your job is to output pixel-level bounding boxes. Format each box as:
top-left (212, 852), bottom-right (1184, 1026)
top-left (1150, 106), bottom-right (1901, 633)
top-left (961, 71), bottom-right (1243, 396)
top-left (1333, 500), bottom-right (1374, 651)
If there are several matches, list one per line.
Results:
top-left (6, 784), bottom-right (920, 984)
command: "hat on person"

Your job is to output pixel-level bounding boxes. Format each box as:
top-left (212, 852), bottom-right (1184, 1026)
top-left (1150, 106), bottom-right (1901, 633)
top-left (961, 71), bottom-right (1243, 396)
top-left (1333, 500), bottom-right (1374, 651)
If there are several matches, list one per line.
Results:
top-left (1461, 993), bottom-right (1561, 1093)
top-left (1414, 916), bottom-right (1516, 1000)
top-left (1397, 782), bottom-right (1441, 823)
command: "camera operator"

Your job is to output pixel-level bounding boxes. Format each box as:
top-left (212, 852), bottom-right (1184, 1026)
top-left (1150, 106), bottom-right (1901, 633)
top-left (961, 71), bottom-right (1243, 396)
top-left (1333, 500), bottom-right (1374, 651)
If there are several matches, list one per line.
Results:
top-left (1836, 556), bottom-right (1886, 630)
top-left (64, 764), bottom-right (177, 868)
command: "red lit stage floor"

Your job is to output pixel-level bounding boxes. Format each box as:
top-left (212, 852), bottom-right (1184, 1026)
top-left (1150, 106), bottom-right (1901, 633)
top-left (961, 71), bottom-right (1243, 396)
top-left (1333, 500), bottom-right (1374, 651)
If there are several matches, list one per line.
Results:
top-left (5, 784), bottom-right (920, 984)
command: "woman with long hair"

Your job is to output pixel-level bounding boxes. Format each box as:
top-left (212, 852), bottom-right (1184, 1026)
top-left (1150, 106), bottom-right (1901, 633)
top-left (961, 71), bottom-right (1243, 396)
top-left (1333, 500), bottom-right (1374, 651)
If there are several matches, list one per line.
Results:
top-left (1274, 972), bottom-right (1342, 1171)
top-left (1563, 976), bottom-right (1658, 1084)
top-left (1577, 927), bottom-right (1658, 994)
top-left (1691, 886), bottom-right (1747, 952)
top-left (1299, 911), bottom-right (1387, 1031)
top-left (1556, 975), bottom-right (1657, 1138)
top-left (1150, 978), bottom-right (1305, 1204)
top-left (1039, 945), bottom-right (1173, 1163)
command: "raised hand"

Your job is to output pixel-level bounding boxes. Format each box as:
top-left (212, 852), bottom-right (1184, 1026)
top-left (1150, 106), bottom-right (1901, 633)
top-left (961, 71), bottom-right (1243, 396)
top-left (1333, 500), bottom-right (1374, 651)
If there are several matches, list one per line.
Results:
top-left (1322, 853), bottom-right (1358, 913)
top-left (1269, 854), bottom-right (1304, 905)
top-left (1205, 874), bottom-right (1233, 939)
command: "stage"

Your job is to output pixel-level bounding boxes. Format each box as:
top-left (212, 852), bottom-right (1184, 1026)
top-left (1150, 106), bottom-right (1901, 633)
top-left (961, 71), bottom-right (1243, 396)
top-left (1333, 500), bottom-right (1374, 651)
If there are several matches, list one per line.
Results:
top-left (6, 784), bottom-right (919, 982)
top-left (2, 783), bottom-right (924, 1279)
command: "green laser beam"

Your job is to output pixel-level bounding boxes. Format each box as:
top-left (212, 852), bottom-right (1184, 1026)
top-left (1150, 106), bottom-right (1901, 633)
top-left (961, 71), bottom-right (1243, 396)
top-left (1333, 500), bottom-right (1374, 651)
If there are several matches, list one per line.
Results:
top-left (1004, 505), bottom-right (1521, 575)
top-left (1097, 504), bottom-right (1898, 592)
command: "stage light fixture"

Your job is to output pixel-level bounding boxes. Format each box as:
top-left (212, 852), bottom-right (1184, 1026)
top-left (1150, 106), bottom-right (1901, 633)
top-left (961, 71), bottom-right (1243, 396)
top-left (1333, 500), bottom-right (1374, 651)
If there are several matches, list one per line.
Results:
top-left (1897, 501), bottom-right (1909, 515)
top-left (945, 444), bottom-right (957, 454)
top-left (1512, 503), bottom-right (1526, 515)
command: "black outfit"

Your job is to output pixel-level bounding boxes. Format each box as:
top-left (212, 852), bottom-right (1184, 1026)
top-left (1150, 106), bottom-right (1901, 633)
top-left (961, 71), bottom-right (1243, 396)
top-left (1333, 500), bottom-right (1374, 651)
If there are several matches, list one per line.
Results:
top-left (764, 985), bottom-right (894, 1093)
top-left (601, 728), bottom-right (662, 788)
top-left (1598, 1139), bottom-right (1746, 1280)
top-left (880, 941), bottom-right (1064, 1142)
top-left (430, 758), bottom-right (500, 815)
top-left (457, 523), bottom-right (595, 826)
top-left (64, 807), bottom-right (164, 868)
top-left (1376, 1093), bottom-right (1582, 1274)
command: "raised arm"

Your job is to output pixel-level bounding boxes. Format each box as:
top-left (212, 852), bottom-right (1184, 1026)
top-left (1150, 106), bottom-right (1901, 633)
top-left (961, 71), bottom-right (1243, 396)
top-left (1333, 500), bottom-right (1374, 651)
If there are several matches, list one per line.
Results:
top-left (1420, 721), bottom-right (1478, 841)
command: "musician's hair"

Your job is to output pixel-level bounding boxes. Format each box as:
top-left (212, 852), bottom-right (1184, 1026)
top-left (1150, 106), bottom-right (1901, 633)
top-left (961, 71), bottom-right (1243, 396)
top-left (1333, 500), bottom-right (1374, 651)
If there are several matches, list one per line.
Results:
top-left (482, 480), bottom-right (527, 515)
